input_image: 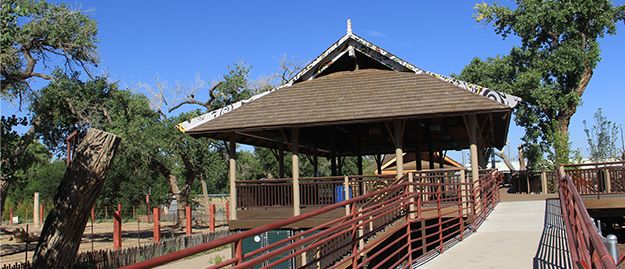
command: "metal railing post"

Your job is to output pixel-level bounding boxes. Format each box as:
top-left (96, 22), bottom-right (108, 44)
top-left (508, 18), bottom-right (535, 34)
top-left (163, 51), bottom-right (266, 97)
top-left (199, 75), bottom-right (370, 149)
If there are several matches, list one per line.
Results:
top-left (606, 234), bottom-right (619, 263)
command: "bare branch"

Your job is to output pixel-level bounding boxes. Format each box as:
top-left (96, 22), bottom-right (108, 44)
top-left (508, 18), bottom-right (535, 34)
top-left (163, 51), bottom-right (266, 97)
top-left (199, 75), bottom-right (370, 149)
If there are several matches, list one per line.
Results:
top-left (274, 53), bottom-right (307, 84)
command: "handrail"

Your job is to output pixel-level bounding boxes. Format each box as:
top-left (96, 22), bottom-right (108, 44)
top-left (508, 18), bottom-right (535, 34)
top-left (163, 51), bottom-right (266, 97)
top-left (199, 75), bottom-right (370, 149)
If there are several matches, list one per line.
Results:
top-left (120, 182), bottom-right (412, 269)
top-left (558, 168), bottom-right (618, 269)
top-left (122, 169), bottom-right (500, 269)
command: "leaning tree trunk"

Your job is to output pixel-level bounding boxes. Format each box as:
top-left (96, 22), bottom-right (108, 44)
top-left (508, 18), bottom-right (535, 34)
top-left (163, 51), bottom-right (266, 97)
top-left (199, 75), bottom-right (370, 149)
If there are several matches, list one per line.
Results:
top-left (32, 129), bottom-right (121, 269)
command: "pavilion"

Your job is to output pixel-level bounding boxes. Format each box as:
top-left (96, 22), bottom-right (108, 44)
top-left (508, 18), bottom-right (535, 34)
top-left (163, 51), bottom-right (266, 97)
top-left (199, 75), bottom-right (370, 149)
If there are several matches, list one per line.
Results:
top-left (177, 20), bottom-right (520, 222)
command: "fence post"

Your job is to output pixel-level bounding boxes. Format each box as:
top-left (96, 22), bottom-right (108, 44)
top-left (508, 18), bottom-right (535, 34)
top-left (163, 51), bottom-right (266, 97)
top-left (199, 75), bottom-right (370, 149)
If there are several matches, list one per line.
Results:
top-left (225, 201), bottom-right (230, 221)
top-left (210, 204), bottom-right (215, 232)
top-left (409, 173), bottom-right (416, 219)
top-left (604, 169), bottom-right (612, 193)
top-left (9, 206), bottom-right (13, 224)
top-left (153, 208), bottom-right (161, 243)
top-left (34, 192), bottom-right (40, 228)
top-left (113, 210), bottom-right (122, 250)
top-left (186, 206), bottom-right (192, 235)
top-left (146, 194), bottom-right (150, 223)
top-left (541, 171), bottom-right (548, 194)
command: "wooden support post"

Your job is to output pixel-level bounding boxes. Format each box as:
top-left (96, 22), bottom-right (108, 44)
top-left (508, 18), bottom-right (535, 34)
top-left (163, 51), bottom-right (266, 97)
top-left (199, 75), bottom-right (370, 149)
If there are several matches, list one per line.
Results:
top-left (428, 120), bottom-right (435, 170)
top-left (604, 169), bottom-right (611, 193)
top-left (185, 206), bottom-right (192, 235)
top-left (9, 206), bottom-right (13, 224)
top-left (39, 205), bottom-right (43, 225)
top-left (313, 146), bottom-right (318, 177)
top-left (229, 134), bottom-right (238, 220)
top-left (357, 133), bottom-right (363, 176)
top-left (415, 120), bottom-right (423, 171)
top-left (113, 210), bottom-right (121, 250)
top-left (153, 208), bottom-right (160, 243)
top-left (331, 127), bottom-right (336, 176)
top-left (278, 141), bottom-right (285, 179)
top-left (395, 120), bottom-right (404, 179)
top-left (210, 204), bottom-right (215, 232)
top-left (469, 115), bottom-right (480, 205)
top-left (292, 128), bottom-right (301, 216)
top-left (225, 201), bottom-right (230, 221)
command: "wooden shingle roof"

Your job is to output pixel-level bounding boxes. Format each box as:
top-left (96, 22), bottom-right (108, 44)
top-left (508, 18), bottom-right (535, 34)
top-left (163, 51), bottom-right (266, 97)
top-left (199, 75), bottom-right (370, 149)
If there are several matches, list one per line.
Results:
top-left (186, 69), bottom-right (510, 135)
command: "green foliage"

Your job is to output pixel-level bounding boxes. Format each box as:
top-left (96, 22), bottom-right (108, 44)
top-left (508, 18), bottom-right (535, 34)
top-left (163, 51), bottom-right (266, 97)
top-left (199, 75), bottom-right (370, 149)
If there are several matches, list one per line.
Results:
top-left (211, 61), bottom-right (255, 110)
top-left (1, 0), bottom-right (100, 101)
top-left (1, 115), bottom-right (29, 182)
top-left (31, 69), bottom-right (115, 153)
top-left (457, 0), bottom-right (625, 169)
top-left (583, 108), bottom-right (621, 162)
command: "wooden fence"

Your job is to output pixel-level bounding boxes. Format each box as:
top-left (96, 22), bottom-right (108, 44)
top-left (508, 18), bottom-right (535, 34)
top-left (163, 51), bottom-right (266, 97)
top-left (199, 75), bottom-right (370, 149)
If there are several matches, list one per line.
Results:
top-left (1, 230), bottom-right (230, 269)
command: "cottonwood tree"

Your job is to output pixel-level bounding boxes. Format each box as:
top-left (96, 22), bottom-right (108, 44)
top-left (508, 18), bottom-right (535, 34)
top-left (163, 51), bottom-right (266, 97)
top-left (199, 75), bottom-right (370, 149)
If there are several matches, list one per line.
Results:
top-left (456, 0), bottom-right (625, 169)
top-left (134, 62), bottom-right (261, 225)
top-left (0, 0), bottom-right (100, 212)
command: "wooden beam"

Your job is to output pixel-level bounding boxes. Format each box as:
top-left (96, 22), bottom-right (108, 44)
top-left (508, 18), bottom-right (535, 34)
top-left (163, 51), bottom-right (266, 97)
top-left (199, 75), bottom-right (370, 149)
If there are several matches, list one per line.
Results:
top-left (280, 129), bottom-right (293, 152)
top-left (384, 121), bottom-right (397, 147)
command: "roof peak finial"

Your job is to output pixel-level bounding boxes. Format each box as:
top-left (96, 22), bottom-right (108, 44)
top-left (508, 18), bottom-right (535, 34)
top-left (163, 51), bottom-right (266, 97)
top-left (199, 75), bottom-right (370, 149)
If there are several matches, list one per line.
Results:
top-left (347, 19), bottom-right (352, 35)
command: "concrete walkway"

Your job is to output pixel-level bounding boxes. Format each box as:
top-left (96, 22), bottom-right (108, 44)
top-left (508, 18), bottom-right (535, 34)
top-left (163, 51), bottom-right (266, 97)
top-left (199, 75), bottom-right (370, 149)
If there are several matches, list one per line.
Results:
top-left (154, 248), bottom-right (231, 268)
top-left (419, 198), bottom-right (572, 269)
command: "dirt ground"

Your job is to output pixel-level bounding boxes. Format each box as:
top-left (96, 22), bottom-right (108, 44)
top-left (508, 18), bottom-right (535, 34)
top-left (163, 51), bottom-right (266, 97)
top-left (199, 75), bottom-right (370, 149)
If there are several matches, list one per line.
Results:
top-left (0, 218), bottom-right (227, 267)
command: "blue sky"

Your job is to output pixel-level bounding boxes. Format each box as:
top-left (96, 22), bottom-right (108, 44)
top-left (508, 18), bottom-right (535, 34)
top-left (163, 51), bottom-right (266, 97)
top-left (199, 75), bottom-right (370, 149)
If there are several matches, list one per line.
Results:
top-left (3, 0), bottom-right (625, 161)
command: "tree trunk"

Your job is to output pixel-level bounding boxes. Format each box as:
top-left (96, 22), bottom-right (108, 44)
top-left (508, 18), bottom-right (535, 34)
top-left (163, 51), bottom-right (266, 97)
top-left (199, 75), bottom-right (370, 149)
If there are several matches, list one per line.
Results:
top-left (494, 150), bottom-right (515, 172)
top-left (0, 180), bottom-right (9, 218)
top-left (554, 66), bottom-right (592, 165)
top-left (32, 129), bottom-right (121, 269)
top-left (200, 179), bottom-right (210, 221)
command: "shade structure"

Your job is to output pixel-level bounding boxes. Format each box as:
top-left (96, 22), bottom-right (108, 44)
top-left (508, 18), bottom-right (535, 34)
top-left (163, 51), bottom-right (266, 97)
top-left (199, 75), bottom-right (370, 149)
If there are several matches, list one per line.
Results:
top-left (178, 23), bottom-right (520, 162)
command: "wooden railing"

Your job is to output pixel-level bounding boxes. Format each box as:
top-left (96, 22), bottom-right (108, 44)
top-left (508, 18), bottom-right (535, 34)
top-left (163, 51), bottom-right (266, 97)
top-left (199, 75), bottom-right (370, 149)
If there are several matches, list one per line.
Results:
top-left (121, 169), bottom-right (501, 269)
top-left (563, 161), bottom-right (625, 195)
top-left (234, 170), bottom-right (468, 210)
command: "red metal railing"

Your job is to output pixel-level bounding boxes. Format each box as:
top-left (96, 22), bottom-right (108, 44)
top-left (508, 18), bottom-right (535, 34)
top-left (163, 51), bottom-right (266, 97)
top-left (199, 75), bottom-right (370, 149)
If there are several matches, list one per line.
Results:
top-left (558, 168), bottom-right (618, 269)
top-left (121, 169), bottom-right (501, 269)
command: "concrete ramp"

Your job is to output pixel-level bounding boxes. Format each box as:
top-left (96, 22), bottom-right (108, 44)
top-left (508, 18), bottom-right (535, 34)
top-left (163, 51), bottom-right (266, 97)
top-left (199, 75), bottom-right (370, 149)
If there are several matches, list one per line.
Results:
top-left (419, 199), bottom-right (572, 268)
